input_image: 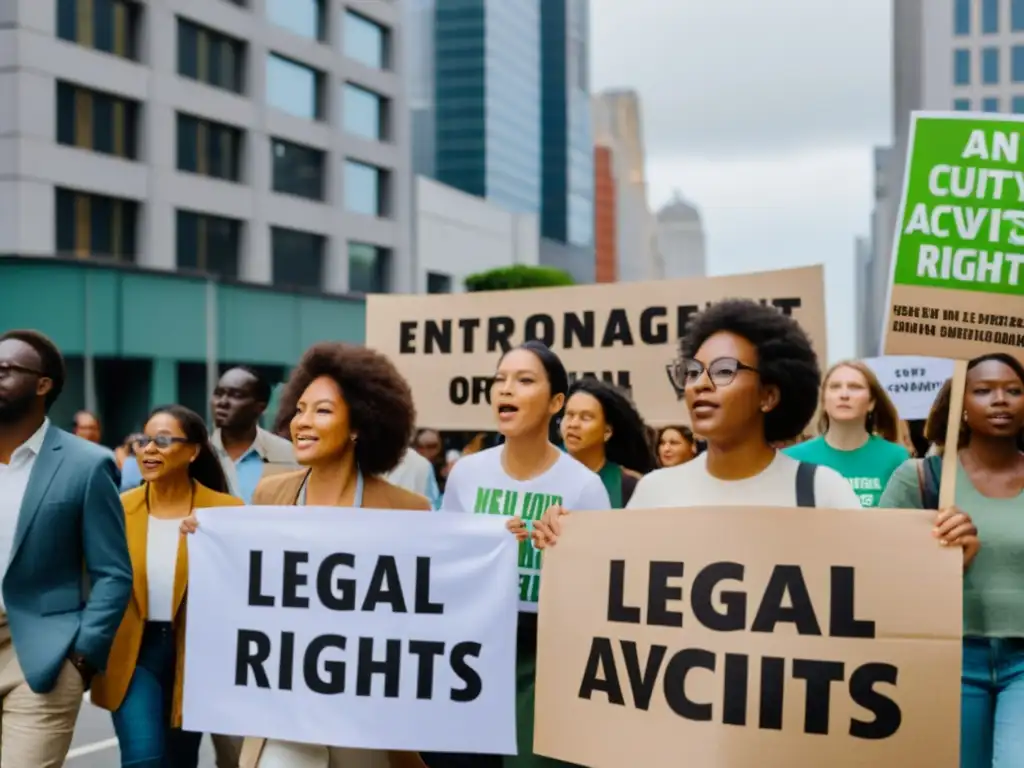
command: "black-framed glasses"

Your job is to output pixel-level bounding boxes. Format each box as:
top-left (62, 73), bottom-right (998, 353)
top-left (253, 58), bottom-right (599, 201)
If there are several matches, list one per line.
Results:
top-left (0, 362), bottom-right (44, 381)
top-left (666, 357), bottom-right (759, 395)
top-left (132, 435), bottom-right (192, 450)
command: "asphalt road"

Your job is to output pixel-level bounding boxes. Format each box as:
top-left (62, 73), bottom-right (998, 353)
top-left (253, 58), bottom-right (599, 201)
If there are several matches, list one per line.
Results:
top-left (66, 696), bottom-right (216, 767)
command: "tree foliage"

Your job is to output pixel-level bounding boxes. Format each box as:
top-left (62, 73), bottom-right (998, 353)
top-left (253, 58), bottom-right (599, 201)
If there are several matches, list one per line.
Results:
top-left (464, 265), bottom-right (575, 292)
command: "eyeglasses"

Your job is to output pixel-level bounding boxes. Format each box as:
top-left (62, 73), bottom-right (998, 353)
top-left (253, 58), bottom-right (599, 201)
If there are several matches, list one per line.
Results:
top-left (665, 357), bottom-right (759, 395)
top-left (0, 362), bottom-right (43, 381)
top-left (132, 435), bottom-right (192, 450)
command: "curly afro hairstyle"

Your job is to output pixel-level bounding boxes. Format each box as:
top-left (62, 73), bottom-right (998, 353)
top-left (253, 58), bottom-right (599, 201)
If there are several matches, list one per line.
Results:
top-left (272, 342), bottom-right (416, 476)
top-left (679, 299), bottom-right (821, 445)
top-left (563, 378), bottom-right (656, 474)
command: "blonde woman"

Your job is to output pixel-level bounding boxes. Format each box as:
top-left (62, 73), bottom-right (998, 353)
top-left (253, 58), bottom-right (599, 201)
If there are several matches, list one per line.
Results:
top-left (784, 359), bottom-right (909, 507)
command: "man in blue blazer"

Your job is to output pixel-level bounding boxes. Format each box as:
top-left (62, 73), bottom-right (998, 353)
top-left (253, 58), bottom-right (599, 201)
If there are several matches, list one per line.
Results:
top-left (0, 329), bottom-right (132, 766)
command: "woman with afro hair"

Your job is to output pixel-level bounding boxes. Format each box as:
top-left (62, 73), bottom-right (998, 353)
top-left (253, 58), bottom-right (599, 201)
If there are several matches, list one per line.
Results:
top-left (183, 342), bottom-right (430, 768)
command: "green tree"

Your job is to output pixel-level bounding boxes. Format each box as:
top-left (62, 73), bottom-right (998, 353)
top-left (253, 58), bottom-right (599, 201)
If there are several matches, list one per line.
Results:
top-left (464, 265), bottom-right (575, 292)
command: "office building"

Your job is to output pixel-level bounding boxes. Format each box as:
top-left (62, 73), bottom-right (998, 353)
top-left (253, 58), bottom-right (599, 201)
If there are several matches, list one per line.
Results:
top-left (593, 144), bottom-right (616, 282)
top-left (655, 191), bottom-right (706, 279)
top-left (854, 234), bottom-right (874, 359)
top-left (592, 89), bottom-right (659, 282)
top-left (0, 0), bottom-right (411, 295)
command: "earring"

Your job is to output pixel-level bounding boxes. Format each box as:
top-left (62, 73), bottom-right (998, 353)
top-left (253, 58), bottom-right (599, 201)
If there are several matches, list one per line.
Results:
top-left (963, 410), bottom-right (968, 422)
top-left (350, 434), bottom-right (358, 443)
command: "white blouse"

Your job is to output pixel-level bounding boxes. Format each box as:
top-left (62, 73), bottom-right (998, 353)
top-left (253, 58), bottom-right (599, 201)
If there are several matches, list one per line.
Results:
top-left (145, 517), bottom-right (181, 621)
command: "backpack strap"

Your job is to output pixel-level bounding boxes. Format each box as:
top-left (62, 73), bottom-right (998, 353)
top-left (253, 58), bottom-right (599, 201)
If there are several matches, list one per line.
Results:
top-left (795, 462), bottom-right (817, 508)
top-left (917, 454), bottom-right (942, 510)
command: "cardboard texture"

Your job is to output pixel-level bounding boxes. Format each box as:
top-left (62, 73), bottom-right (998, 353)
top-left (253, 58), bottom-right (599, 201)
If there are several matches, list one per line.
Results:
top-left (533, 507), bottom-right (962, 768)
top-left (366, 267), bottom-right (827, 430)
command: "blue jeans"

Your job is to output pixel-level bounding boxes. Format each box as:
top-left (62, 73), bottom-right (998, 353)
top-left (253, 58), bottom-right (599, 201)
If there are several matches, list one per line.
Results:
top-left (111, 622), bottom-right (202, 768)
top-left (961, 637), bottom-right (1024, 767)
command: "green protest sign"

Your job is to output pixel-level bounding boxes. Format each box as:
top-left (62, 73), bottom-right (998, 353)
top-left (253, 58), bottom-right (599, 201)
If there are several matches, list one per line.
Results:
top-left (885, 112), bottom-right (1024, 360)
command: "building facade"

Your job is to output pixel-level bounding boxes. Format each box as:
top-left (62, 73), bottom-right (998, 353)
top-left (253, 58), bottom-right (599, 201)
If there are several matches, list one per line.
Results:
top-left (0, 0), bottom-right (411, 294)
top-left (433, 0), bottom-right (541, 215)
top-left (540, 0), bottom-right (594, 249)
top-left (655, 191), bottom-right (706, 279)
top-left (414, 176), bottom-right (539, 293)
top-left (593, 145), bottom-right (617, 282)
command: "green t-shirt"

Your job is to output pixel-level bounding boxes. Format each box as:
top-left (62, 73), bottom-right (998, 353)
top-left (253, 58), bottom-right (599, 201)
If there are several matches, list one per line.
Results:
top-left (784, 435), bottom-right (909, 508)
top-left (879, 458), bottom-right (1024, 638)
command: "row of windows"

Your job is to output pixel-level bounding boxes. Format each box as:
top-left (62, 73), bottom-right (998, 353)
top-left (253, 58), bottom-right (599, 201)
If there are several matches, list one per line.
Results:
top-left (55, 81), bottom-right (390, 215)
top-left (953, 45), bottom-right (1024, 85)
top-left (58, 0), bottom-right (390, 72)
top-left (55, 188), bottom-right (391, 293)
top-left (953, 96), bottom-right (1024, 112)
top-left (955, 0), bottom-right (1024, 35)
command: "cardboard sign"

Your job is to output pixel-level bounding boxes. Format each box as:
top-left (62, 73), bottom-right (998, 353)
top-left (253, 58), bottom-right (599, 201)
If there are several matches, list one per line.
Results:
top-left (533, 507), bottom-right (961, 767)
top-left (884, 112), bottom-right (1024, 359)
top-left (366, 267), bottom-right (828, 430)
top-left (861, 355), bottom-right (955, 420)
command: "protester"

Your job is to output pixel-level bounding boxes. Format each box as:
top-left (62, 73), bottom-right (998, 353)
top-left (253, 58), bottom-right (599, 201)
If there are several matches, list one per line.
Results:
top-left (879, 353), bottom-right (1020, 767)
top-left (785, 359), bottom-right (909, 507)
top-left (210, 367), bottom-right (296, 505)
top-left (414, 428), bottom-right (449, 493)
top-left (72, 409), bottom-right (103, 444)
top-left (433, 340), bottom-right (610, 768)
top-left (655, 424), bottom-right (695, 467)
top-left (559, 378), bottom-right (655, 507)
top-left (91, 405), bottom-right (240, 767)
top-left (185, 342), bottom-right (430, 768)
top-left (387, 445), bottom-right (442, 508)
top-left (0, 329), bottom-right (132, 766)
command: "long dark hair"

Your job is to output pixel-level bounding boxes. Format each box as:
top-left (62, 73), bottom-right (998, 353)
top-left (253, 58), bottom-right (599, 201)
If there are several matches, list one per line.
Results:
top-left (145, 405), bottom-right (229, 493)
top-left (563, 378), bottom-right (656, 474)
top-left (925, 353), bottom-right (1024, 451)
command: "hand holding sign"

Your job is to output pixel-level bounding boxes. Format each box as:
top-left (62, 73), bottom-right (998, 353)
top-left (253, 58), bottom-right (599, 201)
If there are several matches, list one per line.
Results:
top-left (532, 505), bottom-right (567, 549)
top-left (934, 506), bottom-right (979, 568)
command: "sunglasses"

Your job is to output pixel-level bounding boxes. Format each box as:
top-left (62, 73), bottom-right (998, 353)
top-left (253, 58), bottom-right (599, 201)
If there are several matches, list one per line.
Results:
top-left (132, 435), bottom-right (192, 450)
top-left (665, 356), bottom-right (759, 396)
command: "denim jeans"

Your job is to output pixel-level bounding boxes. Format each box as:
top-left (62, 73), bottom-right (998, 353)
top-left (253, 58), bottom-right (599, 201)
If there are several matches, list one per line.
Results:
top-left (961, 637), bottom-right (1024, 768)
top-left (111, 621), bottom-right (202, 768)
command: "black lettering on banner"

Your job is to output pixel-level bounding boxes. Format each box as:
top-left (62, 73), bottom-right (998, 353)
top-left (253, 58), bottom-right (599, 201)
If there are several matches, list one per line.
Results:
top-left (578, 559), bottom-right (903, 739)
top-left (235, 629), bottom-right (271, 687)
top-left (304, 634), bottom-right (347, 694)
top-left (640, 307), bottom-right (668, 345)
top-left (458, 318), bottom-right (480, 353)
top-left (399, 321), bottom-right (416, 354)
top-left (415, 557), bottom-right (444, 613)
top-left (248, 551), bottom-right (274, 607)
top-left (449, 376), bottom-right (492, 406)
top-left (317, 552), bottom-right (356, 610)
top-left (601, 309), bottom-right (634, 347)
top-left (408, 639), bottom-right (445, 699)
top-left (524, 314), bottom-right (555, 346)
top-left (363, 556), bottom-right (408, 613)
top-left (563, 312), bottom-right (595, 348)
top-left (278, 631), bottom-right (295, 690)
top-left (488, 317), bottom-right (514, 353)
top-left (282, 551), bottom-right (310, 609)
top-left (450, 641), bottom-right (484, 702)
top-left (356, 637), bottom-right (401, 697)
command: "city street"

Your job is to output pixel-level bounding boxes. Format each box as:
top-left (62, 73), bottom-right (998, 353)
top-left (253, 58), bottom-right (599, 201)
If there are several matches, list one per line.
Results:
top-left (66, 696), bottom-right (216, 767)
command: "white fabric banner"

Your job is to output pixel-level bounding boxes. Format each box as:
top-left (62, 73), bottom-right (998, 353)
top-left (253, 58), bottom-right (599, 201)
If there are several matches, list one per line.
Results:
top-left (182, 506), bottom-right (519, 755)
top-left (862, 355), bottom-right (955, 421)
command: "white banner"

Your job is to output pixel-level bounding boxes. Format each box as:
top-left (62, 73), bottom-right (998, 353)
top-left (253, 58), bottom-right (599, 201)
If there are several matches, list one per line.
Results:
top-left (182, 507), bottom-right (519, 755)
top-left (862, 355), bottom-right (955, 421)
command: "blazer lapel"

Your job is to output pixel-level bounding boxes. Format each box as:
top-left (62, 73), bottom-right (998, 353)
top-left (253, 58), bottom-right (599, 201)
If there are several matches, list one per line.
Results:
top-left (124, 495), bottom-right (149, 618)
top-left (12, 428), bottom-right (64, 562)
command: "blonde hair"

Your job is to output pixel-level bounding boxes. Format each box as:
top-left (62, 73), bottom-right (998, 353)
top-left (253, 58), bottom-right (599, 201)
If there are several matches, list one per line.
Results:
top-left (816, 360), bottom-right (901, 443)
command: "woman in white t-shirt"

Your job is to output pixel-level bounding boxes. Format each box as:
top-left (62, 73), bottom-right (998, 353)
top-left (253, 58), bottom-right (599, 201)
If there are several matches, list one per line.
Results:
top-left (431, 340), bottom-right (609, 768)
top-left (534, 300), bottom-right (976, 554)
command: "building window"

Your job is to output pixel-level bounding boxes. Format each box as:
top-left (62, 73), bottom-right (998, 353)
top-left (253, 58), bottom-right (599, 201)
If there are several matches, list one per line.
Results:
top-left (343, 83), bottom-right (388, 140)
top-left (348, 242), bottom-right (390, 293)
top-left (1014, 46), bottom-right (1024, 81)
top-left (56, 0), bottom-right (141, 60)
top-left (344, 10), bottom-right (389, 70)
top-left (1015, 0), bottom-right (1024, 30)
top-left (56, 81), bottom-right (138, 159)
top-left (266, 54), bottom-right (324, 120)
top-left (983, 0), bottom-right (999, 33)
top-left (271, 227), bottom-right (325, 290)
top-left (982, 97), bottom-right (1000, 112)
top-left (983, 47), bottom-right (1000, 84)
top-left (1014, 97), bottom-right (1024, 113)
top-left (177, 18), bottom-right (245, 94)
top-left (55, 187), bottom-right (137, 261)
top-left (271, 139), bottom-right (326, 200)
top-left (267, 0), bottom-right (325, 41)
top-left (954, 98), bottom-right (972, 111)
top-left (427, 272), bottom-right (452, 294)
top-left (954, 49), bottom-right (971, 85)
top-left (176, 210), bottom-right (241, 278)
top-left (344, 159), bottom-right (388, 216)
top-left (955, 0), bottom-right (971, 34)
top-left (176, 113), bottom-right (243, 181)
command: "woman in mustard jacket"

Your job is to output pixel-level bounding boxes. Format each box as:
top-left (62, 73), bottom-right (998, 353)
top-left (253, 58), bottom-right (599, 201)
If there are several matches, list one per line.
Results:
top-left (91, 404), bottom-right (242, 768)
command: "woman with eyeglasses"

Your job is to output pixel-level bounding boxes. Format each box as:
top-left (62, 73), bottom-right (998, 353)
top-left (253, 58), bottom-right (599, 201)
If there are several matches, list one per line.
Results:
top-left (91, 405), bottom-right (240, 768)
top-left (534, 301), bottom-right (977, 559)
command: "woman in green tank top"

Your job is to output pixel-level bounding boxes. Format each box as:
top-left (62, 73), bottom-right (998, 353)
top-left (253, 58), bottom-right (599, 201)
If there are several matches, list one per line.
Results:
top-left (879, 353), bottom-right (1024, 768)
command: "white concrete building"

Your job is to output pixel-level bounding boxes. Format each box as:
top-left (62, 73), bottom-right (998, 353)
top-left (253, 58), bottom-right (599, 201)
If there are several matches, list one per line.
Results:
top-left (413, 176), bottom-right (539, 294)
top-left (655, 191), bottom-right (706, 279)
top-left (0, 0), bottom-right (412, 294)
top-left (591, 89), bottom-right (659, 282)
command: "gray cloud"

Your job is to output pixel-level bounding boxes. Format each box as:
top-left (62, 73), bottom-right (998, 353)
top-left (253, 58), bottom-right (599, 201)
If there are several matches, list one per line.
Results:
top-left (590, 0), bottom-right (893, 160)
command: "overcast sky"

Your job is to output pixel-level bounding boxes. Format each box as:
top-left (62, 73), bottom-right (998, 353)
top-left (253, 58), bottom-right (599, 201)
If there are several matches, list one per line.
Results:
top-left (590, 0), bottom-right (894, 362)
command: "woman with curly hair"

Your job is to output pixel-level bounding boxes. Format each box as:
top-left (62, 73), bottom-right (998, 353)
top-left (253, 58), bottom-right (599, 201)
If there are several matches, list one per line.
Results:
top-left (880, 353), bottom-right (1022, 768)
top-left (785, 359), bottom-right (909, 507)
top-left (559, 378), bottom-right (655, 507)
top-left (534, 301), bottom-right (976, 559)
top-left (183, 342), bottom-right (429, 768)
